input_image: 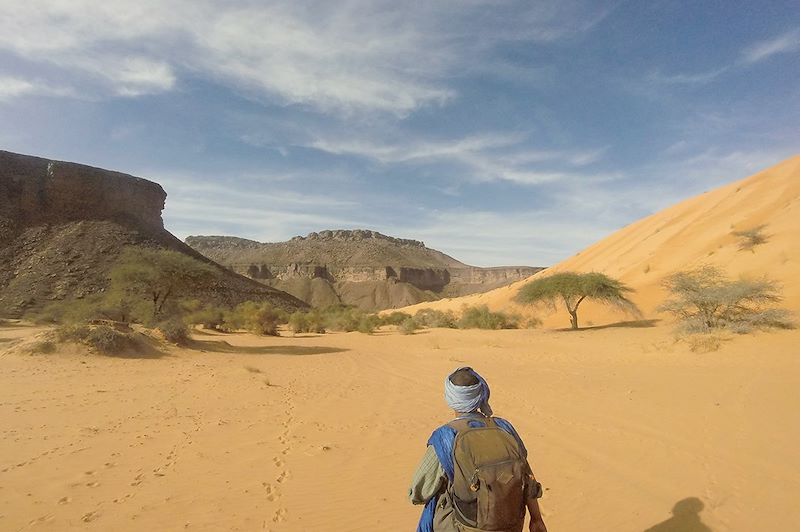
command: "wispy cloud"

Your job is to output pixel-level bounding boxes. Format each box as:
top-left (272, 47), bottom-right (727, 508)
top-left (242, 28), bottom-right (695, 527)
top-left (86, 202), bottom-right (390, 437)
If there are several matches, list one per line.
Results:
top-left (740, 28), bottom-right (800, 64)
top-left (0, 0), bottom-right (613, 112)
top-left (0, 75), bottom-right (74, 101)
top-left (309, 133), bottom-right (614, 185)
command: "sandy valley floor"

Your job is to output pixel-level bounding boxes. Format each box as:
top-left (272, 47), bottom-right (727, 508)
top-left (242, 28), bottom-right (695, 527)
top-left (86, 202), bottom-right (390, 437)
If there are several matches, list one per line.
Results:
top-left (1, 322), bottom-right (799, 531)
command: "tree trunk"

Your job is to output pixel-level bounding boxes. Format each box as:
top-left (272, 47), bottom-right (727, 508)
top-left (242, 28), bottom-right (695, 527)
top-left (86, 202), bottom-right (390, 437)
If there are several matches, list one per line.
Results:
top-left (569, 309), bottom-right (578, 329)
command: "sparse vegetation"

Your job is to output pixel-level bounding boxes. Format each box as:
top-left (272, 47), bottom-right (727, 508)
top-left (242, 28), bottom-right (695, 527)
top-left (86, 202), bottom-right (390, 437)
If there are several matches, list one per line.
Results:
top-left (457, 305), bottom-right (518, 330)
top-left (658, 266), bottom-right (794, 335)
top-left (110, 248), bottom-right (219, 322)
top-left (157, 318), bottom-right (191, 345)
top-left (381, 311), bottom-right (413, 326)
top-left (85, 325), bottom-right (132, 354)
top-left (516, 272), bottom-right (640, 329)
top-left (30, 340), bottom-right (56, 354)
top-left (224, 301), bottom-right (285, 336)
top-left (399, 317), bottom-right (418, 335)
top-left (732, 225), bottom-right (768, 252)
top-left (412, 308), bottom-right (457, 329)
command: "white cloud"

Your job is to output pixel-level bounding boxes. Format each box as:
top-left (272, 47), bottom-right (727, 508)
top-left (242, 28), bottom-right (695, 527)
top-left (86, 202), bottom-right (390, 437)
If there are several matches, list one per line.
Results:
top-left (740, 28), bottom-right (800, 64)
top-left (0, 0), bottom-right (612, 112)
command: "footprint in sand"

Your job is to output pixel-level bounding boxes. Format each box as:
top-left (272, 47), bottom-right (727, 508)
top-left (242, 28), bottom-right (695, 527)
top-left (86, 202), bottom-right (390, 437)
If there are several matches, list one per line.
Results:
top-left (276, 471), bottom-right (289, 484)
top-left (58, 497), bottom-right (71, 505)
top-left (81, 511), bottom-right (100, 523)
top-left (272, 508), bottom-right (287, 523)
top-left (86, 481), bottom-right (100, 488)
top-left (261, 482), bottom-right (278, 502)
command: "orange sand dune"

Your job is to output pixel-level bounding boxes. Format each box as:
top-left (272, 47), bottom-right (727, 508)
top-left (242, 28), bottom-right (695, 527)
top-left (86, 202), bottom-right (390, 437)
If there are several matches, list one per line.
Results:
top-left (399, 155), bottom-right (800, 328)
top-left (2, 323), bottom-right (799, 531)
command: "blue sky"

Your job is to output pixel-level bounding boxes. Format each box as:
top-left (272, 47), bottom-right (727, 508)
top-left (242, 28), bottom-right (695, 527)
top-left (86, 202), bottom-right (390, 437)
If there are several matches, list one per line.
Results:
top-left (0, 1), bottom-right (798, 266)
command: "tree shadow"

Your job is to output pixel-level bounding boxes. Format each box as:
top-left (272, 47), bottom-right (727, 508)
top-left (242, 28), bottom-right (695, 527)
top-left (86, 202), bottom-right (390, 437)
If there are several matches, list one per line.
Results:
top-left (187, 338), bottom-right (348, 356)
top-left (644, 497), bottom-right (712, 532)
top-left (555, 319), bottom-right (661, 332)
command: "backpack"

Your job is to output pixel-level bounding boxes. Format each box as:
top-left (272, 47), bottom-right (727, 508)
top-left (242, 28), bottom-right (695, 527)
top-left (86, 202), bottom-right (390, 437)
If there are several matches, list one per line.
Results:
top-left (447, 416), bottom-right (528, 532)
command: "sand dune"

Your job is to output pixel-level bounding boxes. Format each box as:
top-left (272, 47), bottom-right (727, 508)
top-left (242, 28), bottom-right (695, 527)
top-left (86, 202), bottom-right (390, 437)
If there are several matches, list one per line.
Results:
top-left (2, 322), bottom-right (799, 531)
top-left (398, 156), bottom-right (800, 328)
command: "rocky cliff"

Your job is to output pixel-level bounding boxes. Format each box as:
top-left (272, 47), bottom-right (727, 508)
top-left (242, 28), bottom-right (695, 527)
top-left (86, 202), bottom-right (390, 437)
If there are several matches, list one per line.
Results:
top-left (186, 232), bottom-right (544, 310)
top-left (0, 150), bottom-right (305, 316)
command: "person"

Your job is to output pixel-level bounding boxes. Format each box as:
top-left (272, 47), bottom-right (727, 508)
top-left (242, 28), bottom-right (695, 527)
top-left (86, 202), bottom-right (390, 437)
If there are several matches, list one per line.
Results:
top-left (409, 367), bottom-right (547, 532)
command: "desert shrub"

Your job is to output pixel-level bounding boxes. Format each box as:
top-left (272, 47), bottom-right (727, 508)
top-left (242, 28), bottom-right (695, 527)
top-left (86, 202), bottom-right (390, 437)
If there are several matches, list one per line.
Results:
top-left (158, 318), bottom-right (190, 345)
top-left (185, 306), bottom-right (226, 330)
top-left (224, 302), bottom-right (285, 336)
top-left (659, 266), bottom-right (795, 335)
top-left (381, 311), bottom-right (412, 326)
top-left (458, 305), bottom-right (519, 330)
top-left (28, 296), bottom-right (105, 324)
top-left (85, 325), bottom-right (131, 354)
top-left (305, 309), bottom-right (327, 334)
top-left (356, 314), bottom-right (380, 334)
top-left (288, 311), bottom-right (310, 334)
top-left (413, 308), bottom-right (457, 329)
top-left (399, 317), bottom-right (418, 335)
top-left (55, 324), bottom-right (92, 342)
top-left (732, 225), bottom-right (768, 251)
top-left (320, 305), bottom-right (360, 332)
top-left (520, 316), bottom-right (542, 329)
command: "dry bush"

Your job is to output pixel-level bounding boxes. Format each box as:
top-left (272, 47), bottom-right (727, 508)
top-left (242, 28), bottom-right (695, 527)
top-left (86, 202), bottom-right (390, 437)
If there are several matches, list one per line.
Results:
top-left (413, 308), bottom-right (457, 329)
top-left (30, 340), bottom-right (57, 354)
top-left (224, 302), bottom-right (285, 336)
top-left (399, 317), bottom-right (418, 335)
top-left (659, 266), bottom-right (795, 335)
top-left (85, 325), bottom-right (132, 354)
top-left (157, 318), bottom-right (190, 345)
top-left (732, 225), bottom-right (768, 251)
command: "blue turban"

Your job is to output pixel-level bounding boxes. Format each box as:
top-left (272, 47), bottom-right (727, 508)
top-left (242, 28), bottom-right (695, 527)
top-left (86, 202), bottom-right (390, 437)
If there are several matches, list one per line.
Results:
top-left (444, 366), bottom-right (493, 416)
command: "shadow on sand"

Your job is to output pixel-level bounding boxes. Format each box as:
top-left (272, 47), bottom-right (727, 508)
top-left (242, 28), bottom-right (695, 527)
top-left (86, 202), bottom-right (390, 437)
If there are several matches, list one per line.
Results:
top-left (644, 497), bottom-right (712, 532)
top-left (556, 319), bottom-right (661, 332)
top-left (187, 338), bottom-right (348, 356)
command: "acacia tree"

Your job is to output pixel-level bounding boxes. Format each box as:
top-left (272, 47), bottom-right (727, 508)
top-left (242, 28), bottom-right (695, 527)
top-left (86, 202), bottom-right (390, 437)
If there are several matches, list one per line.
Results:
top-left (110, 248), bottom-right (219, 321)
top-left (515, 271), bottom-right (639, 329)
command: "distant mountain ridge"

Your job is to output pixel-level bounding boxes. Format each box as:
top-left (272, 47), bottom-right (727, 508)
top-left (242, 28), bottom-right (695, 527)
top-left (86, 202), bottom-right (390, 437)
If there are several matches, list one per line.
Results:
top-left (186, 231), bottom-right (543, 311)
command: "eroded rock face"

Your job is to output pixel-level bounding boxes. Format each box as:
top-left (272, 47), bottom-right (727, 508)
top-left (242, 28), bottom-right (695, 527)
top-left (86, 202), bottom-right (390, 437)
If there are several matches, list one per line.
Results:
top-left (187, 233), bottom-right (544, 310)
top-left (0, 150), bottom-right (165, 240)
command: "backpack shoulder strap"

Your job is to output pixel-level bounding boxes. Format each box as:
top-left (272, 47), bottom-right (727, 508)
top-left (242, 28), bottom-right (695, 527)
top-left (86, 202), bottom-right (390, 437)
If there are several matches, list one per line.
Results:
top-left (427, 424), bottom-right (457, 482)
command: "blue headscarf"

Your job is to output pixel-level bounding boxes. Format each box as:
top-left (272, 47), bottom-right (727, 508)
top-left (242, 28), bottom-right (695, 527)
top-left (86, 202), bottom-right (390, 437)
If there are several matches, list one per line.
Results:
top-left (444, 366), bottom-right (493, 416)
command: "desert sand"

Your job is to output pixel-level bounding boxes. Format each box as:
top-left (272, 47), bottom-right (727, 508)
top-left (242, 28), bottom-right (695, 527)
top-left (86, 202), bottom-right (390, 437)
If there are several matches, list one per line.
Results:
top-left (2, 321), bottom-right (799, 531)
top-left (398, 156), bottom-right (800, 328)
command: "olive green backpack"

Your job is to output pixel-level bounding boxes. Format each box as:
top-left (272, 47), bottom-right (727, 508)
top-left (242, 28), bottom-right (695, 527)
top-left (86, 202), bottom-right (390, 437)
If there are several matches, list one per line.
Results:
top-left (447, 417), bottom-right (528, 532)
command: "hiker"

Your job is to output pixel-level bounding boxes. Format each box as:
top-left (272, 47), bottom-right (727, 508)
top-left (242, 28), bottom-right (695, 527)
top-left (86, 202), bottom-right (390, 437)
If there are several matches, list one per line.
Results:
top-left (409, 367), bottom-right (547, 532)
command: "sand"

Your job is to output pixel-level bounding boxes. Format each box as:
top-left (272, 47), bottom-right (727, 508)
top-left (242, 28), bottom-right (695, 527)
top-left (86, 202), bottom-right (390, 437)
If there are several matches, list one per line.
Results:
top-left (2, 322), bottom-right (799, 531)
top-left (397, 155), bottom-right (800, 329)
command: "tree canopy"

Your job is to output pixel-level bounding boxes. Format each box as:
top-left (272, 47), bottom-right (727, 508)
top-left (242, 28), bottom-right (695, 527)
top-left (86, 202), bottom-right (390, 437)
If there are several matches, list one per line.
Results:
top-left (515, 271), bottom-right (639, 329)
top-left (110, 248), bottom-right (219, 321)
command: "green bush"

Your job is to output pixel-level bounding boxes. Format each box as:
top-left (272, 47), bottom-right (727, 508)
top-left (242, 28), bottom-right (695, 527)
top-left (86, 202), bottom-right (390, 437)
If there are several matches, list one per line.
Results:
top-left (185, 306), bottom-right (226, 330)
top-left (158, 318), bottom-right (190, 345)
top-left (381, 311), bottom-right (412, 326)
top-left (399, 317), bottom-right (418, 335)
top-left (288, 311), bottom-right (308, 334)
top-left (356, 314), bottom-right (380, 334)
top-left (457, 305), bottom-right (518, 330)
top-left (224, 302), bottom-right (285, 336)
top-left (413, 308), bottom-right (457, 329)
